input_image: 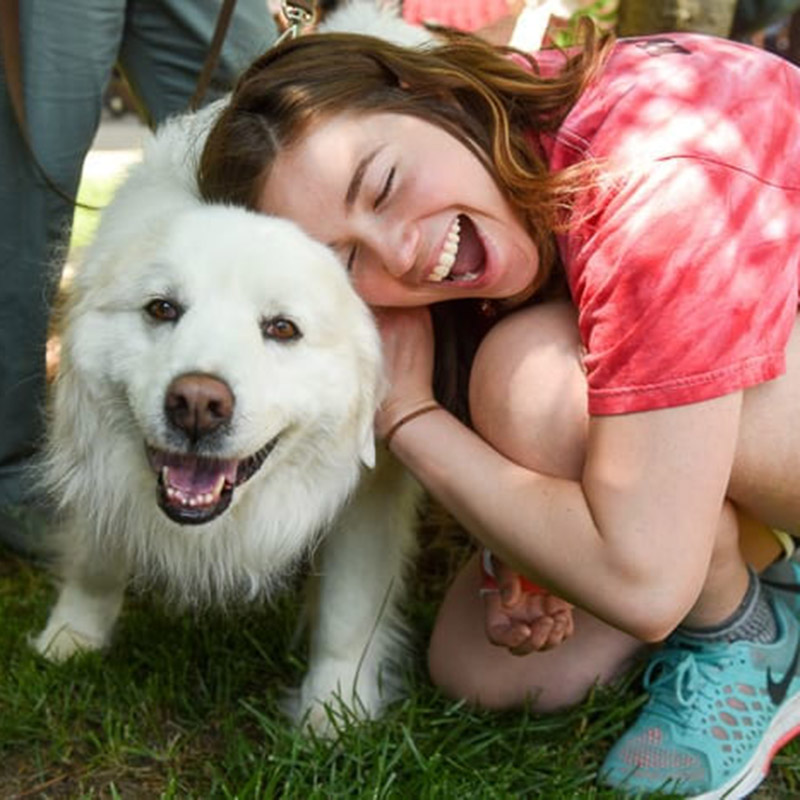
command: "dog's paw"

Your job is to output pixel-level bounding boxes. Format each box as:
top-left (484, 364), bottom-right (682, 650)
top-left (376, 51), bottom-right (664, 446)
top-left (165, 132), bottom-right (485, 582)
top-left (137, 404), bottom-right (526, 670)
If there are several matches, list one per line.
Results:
top-left (31, 623), bottom-right (105, 662)
top-left (288, 664), bottom-right (387, 737)
top-left (292, 696), bottom-right (342, 739)
top-left (286, 691), bottom-right (367, 739)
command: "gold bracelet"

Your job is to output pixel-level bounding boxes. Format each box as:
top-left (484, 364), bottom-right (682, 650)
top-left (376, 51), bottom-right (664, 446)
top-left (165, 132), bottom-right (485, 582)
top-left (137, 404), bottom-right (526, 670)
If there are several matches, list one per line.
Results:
top-left (383, 401), bottom-right (442, 448)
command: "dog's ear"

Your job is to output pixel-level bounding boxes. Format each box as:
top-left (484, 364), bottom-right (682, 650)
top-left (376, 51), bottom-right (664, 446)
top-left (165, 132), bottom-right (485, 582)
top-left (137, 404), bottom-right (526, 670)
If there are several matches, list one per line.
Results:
top-left (352, 305), bottom-right (384, 470)
top-left (356, 372), bottom-right (379, 470)
top-left (359, 421), bottom-right (376, 469)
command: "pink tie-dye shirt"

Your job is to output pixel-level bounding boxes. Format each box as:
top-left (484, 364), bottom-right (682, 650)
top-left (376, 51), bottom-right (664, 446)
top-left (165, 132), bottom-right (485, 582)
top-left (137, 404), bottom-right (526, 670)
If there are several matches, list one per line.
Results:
top-left (530, 34), bottom-right (800, 415)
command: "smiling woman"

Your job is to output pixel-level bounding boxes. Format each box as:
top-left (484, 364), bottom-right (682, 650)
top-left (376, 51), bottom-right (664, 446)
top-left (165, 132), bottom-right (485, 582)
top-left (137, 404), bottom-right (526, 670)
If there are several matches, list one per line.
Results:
top-left (198, 23), bottom-right (800, 800)
top-left (198, 28), bottom-right (605, 292)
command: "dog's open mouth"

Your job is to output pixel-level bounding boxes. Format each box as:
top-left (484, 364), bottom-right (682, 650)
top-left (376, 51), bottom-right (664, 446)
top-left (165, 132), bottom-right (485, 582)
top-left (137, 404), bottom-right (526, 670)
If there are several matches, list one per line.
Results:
top-left (146, 437), bottom-right (278, 525)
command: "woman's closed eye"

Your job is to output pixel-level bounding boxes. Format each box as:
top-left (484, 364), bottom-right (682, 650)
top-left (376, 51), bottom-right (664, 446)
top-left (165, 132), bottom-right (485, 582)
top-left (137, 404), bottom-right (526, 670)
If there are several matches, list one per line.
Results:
top-left (373, 167), bottom-right (395, 210)
top-left (345, 167), bottom-right (396, 270)
top-left (346, 245), bottom-right (358, 272)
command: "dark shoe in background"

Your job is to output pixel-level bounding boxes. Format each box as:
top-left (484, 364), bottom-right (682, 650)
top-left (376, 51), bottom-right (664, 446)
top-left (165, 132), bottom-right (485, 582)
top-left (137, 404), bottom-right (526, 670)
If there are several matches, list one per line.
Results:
top-left (0, 503), bottom-right (53, 563)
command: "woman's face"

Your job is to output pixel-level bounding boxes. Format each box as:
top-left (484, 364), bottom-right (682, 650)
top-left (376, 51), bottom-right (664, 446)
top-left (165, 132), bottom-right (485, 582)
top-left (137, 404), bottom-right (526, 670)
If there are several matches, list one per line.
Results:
top-left (259, 111), bottom-right (540, 307)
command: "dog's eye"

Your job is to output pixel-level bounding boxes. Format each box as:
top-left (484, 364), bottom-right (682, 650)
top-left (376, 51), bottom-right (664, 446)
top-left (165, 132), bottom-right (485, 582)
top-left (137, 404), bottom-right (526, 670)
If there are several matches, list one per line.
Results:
top-left (261, 317), bottom-right (301, 341)
top-left (144, 298), bottom-right (182, 323)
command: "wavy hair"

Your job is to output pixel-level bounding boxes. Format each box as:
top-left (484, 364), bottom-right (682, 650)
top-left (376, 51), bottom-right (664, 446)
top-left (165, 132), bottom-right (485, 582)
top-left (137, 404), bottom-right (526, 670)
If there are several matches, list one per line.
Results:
top-left (198, 25), bottom-right (613, 420)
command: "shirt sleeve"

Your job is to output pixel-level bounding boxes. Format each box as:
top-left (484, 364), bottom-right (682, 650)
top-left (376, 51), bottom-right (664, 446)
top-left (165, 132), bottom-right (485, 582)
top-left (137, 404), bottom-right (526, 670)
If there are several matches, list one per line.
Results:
top-left (565, 156), bottom-right (799, 415)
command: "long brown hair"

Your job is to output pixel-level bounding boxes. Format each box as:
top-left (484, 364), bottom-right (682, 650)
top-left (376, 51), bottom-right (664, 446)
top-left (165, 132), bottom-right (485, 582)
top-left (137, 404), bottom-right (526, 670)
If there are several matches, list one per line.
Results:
top-left (198, 25), bottom-right (613, 421)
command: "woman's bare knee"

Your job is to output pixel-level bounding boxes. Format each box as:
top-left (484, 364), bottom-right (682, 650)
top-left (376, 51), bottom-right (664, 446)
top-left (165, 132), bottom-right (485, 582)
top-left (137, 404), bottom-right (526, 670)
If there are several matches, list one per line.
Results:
top-left (469, 302), bottom-right (588, 478)
top-left (428, 555), bottom-right (644, 713)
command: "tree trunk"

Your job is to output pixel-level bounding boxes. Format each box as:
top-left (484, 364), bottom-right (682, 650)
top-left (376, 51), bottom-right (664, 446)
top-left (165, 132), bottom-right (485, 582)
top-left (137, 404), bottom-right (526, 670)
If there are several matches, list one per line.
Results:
top-left (616, 0), bottom-right (738, 36)
top-left (790, 10), bottom-right (800, 63)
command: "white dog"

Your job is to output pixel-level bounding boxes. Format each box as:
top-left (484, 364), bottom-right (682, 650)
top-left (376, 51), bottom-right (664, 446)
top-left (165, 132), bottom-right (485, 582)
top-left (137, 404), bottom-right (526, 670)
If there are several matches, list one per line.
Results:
top-left (34, 1), bottom-right (427, 734)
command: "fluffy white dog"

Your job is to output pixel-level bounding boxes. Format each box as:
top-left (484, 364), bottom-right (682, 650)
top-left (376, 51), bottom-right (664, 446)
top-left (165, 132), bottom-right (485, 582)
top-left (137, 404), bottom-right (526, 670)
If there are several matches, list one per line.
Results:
top-left (34, 1), bottom-right (427, 734)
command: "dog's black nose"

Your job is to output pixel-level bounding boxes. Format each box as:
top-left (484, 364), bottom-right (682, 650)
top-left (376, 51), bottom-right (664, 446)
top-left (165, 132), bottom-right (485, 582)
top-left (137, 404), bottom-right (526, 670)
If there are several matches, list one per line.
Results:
top-left (165, 373), bottom-right (234, 441)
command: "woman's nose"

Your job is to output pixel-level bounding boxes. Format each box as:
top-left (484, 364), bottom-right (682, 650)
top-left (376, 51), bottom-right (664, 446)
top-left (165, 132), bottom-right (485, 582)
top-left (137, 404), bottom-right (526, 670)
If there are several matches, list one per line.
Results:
top-left (373, 220), bottom-right (419, 278)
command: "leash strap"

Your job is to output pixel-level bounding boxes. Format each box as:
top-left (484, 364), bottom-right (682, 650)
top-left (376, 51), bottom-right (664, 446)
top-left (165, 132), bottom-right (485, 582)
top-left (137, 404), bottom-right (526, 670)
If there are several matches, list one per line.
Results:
top-left (0, 0), bottom-right (94, 207)
top-left (0, 0), bottom-right (242, 208)
top-left (189, 0), bottom-right (239, 111)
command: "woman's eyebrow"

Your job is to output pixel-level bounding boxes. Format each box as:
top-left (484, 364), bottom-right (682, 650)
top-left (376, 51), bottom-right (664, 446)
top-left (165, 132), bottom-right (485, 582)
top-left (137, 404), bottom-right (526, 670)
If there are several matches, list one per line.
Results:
top-left (345, 146), bottom-right (385, 209)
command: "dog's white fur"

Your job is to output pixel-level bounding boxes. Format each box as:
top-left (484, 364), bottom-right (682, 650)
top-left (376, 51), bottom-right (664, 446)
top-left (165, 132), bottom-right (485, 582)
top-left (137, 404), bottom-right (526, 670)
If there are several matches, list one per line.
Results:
top-left (320, 0), bottom-right (432, 45)
top-left (34, 1), bottom-right (429, 733)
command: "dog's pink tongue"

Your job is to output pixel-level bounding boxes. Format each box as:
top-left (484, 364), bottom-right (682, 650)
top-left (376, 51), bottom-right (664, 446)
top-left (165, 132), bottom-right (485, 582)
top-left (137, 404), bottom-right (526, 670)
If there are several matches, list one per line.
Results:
top-left (451, 215), bottom-right (485, 277)
top-left (163, 455), bottom-right (238, 494)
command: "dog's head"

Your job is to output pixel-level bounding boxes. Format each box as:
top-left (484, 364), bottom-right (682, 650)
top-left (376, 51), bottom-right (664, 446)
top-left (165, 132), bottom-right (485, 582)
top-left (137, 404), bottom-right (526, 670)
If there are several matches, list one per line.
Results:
top-left (58, 204), bottom-right (382, 527)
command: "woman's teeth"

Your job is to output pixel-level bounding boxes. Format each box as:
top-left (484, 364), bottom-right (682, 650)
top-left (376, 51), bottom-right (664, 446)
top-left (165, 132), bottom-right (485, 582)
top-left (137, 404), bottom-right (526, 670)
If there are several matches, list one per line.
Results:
top-left (429, 216), bottom-right (461, 282)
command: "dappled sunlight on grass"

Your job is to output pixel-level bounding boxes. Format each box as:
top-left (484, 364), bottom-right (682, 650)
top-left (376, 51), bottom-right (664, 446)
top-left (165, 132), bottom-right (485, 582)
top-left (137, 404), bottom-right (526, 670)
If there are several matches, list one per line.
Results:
top-left (69, 150), bottom-right (142, 260)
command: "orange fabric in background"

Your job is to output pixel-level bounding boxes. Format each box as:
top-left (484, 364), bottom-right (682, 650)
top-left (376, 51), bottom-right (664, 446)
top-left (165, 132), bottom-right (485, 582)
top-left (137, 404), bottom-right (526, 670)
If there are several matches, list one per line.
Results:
top-left (737, 508), bottom-right (784, 570)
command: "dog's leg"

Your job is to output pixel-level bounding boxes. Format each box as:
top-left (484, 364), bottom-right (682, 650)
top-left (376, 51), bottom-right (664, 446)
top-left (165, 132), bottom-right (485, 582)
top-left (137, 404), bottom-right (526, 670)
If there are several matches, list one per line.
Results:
top-left (33, 534), bottom-right (128, 662)
top-left (294, 452), bottom-right (421, 734)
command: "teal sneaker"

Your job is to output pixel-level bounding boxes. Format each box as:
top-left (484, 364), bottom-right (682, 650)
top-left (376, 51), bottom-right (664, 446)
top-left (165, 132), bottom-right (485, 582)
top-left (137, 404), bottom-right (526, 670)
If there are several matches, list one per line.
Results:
top-left (762, 557), bottom-right (800, 618)
top-left (600, 595), bottom-right (800, 798)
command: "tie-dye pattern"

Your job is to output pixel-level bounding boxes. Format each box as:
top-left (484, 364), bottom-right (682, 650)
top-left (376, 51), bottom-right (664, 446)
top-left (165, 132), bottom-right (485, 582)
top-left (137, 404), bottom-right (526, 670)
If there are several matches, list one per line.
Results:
top-left (533, 34), bottom-right (800, 414)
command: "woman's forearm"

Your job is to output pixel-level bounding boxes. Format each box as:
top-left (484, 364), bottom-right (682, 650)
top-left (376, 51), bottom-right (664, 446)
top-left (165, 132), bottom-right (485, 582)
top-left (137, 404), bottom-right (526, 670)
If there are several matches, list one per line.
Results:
top-left (388, 407), bottom-right (703, 641)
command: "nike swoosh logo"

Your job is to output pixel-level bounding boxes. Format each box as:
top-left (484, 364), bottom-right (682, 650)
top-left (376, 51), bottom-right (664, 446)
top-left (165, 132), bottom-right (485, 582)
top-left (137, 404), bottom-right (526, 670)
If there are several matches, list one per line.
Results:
top-left (767, 636), bottom-right (800, 705)
top-left (762, 579), bottom-right (800, 595)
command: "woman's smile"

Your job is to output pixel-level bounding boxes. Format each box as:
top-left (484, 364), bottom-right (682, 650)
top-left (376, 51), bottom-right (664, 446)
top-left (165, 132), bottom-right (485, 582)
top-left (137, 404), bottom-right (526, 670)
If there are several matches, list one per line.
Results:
top-left (427, 214), bottom-right (489, 284)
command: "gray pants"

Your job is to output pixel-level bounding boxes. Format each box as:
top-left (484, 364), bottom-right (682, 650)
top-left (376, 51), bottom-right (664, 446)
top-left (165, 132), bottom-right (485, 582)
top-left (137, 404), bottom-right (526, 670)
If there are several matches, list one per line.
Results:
top-left (0, 0), bottom-right (276, 509)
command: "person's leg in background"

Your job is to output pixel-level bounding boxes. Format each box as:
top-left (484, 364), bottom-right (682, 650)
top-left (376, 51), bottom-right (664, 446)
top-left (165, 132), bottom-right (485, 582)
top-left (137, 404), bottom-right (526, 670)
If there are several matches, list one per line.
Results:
top-left (0, 0), bottom-right (277, 556)
top-left (120, 0), bottom-right (277, 126)
top-left (0, 1), bottom-right (127, 553)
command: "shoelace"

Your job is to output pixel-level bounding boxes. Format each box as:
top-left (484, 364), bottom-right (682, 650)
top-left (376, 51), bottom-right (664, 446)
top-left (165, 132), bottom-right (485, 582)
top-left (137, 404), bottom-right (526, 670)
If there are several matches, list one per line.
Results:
top-left (642, 645), bottom-right (730, 728)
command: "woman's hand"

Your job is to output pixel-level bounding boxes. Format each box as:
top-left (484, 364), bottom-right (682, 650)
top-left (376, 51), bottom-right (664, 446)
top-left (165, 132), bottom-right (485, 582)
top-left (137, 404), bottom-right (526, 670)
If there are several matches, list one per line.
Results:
top-left (484, 557), bottom-right (575, 655)
top-left (372, 306), bottom-right (437, 440)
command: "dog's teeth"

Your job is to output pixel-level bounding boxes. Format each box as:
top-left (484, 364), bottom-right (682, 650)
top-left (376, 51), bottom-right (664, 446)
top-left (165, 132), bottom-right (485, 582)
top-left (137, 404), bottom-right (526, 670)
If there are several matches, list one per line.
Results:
top-left (161, 465), bottom-right (228, 509)
top-left (152, 438), bottom-right (277, 522)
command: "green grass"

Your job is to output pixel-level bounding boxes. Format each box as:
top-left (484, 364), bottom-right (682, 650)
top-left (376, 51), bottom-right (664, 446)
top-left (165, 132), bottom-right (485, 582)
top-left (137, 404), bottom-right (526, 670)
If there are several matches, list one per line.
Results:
top-left (2, 546), bottom-right (800, 799)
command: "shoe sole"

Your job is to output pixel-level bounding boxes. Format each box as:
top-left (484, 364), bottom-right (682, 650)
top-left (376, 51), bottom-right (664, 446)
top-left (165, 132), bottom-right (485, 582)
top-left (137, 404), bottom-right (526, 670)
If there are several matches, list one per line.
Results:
top-left (690, 691), bottom-right (800, 799)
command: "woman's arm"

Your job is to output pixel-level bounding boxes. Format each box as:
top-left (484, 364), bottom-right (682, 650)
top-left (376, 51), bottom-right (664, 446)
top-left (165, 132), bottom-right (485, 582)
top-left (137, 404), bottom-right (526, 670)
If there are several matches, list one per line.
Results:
top-left (392, 397), bottom-right (742, 640)
top-left (375, 307), bottom-right (745, 641)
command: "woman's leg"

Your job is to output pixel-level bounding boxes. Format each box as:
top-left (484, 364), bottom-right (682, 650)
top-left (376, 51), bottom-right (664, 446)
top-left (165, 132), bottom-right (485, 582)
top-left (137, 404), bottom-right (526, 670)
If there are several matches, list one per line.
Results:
top-left (730, 313), bottom-right (800, 533)
top-left (429, 306), bottom-right (800, 712)
top-left (429, 552), bottom-right (645, 711)
top-left (428, 301), bottom-right (645, 712)
top-left (600, 317), bottom-right (800, 796)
